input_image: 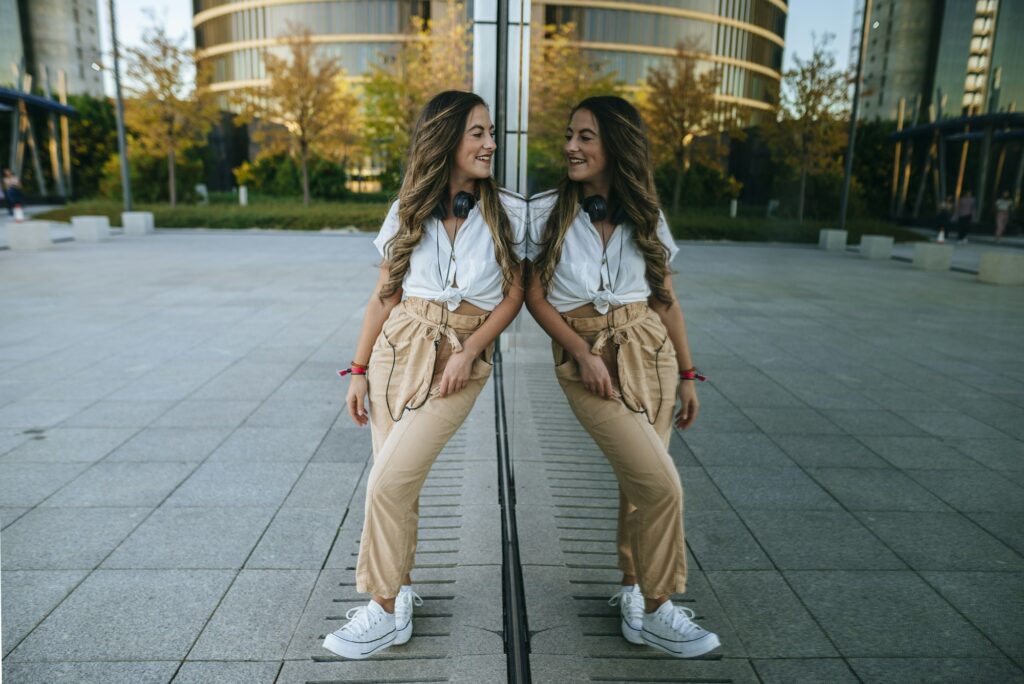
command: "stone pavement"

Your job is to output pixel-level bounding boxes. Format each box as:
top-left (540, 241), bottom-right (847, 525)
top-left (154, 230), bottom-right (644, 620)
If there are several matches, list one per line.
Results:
top-left (1, 231), bottom-right (1022, 683)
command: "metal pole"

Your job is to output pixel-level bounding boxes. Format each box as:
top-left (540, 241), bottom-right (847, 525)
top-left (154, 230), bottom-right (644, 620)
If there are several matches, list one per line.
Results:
top-left (108, 0), bottom-right (131, 211)
top-left (839, 0), bottom-right (872, 231)
top-left (890, 97), bottom-right (905, 217)
top-left (58, 70), bottom-right (72, 199)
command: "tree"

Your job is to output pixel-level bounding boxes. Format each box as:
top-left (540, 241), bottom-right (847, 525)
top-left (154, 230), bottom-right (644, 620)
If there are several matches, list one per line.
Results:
top-left (761, 34), bottom-right (849, 223)
top-left (639, 43), bottom-right (724, 213)
top-left (124, 24), bottom-right (218, 207)
top-left (528, 23), bottom-right (622, 190)
top-left (236, 25), bottom-right (360, 206)
top-left (68, 94), bottom-right (118, 199)
top-left (362, 2), bottom-right (472, 191)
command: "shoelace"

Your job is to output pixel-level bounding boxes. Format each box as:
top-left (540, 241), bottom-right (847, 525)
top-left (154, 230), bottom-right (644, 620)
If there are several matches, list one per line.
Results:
top-left (666, 605), bottom-right (701, 635)
top-left (340, 605), bottom-right (378, 635)
top-left (400, 590), bottom-right (424, 611)
top-left (608, 588), bottom-right (643, 622)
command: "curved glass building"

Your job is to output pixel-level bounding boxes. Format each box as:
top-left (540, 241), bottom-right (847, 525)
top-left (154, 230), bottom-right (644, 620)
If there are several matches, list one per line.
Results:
top-left (534, 0), bottom-right (787, 125)
top-left (193, 0), bottom-right (433, 105)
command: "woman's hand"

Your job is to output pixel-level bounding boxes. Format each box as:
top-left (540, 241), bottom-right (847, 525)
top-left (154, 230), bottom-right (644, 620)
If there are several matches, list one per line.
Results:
top-left (438, 350), bottom-right (474, 397)
top-left (675, 380), bottom-right (699, 429)
top-left (346, 376), bottom-right (369, 426)
top-left (577, 353), bottom-right (616, 399)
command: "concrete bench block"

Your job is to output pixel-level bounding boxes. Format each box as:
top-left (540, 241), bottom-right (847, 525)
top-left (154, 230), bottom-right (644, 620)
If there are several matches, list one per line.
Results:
top-left (978, 252), bottom-right (1024, 285)
top-left (71, 215), bottom-right (111, 242)
top-left (819, 229), bottom-right (848, 251)
top-left (859, 234), bottom-right (894, 259)
top-left (913, 242), bottom-right (953, 271)
top-left (122, 211), bottom-right (154, 235)
top-left (7, 221), bottom-right (54, 250)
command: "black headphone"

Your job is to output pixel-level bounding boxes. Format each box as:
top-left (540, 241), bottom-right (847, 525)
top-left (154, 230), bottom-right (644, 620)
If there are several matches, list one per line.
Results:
top-left (433, 191), bottom-right (476, 221)
top-left (582, 195), bottom-right (626, 225)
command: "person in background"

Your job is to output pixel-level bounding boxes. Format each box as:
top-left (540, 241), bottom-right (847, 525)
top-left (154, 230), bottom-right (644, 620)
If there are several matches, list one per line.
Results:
top-left (3, 168), bottom-right (22, 216)
top-left (994, 191), bottom-right (1013, 243)
top-left (954, 189), bottom-right (975, 244)
top-left (935, 195), bottom-right (953, 242)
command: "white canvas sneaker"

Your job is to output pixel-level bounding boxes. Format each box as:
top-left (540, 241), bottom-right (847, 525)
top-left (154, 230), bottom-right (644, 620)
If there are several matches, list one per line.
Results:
top-left (641, 600), bottom-right (721, 658)
top-left (322, 599), bottom-right (397, 660)
top-left (608, 584), bottom-right (644, 644)
top-left (394, 585), bottom-right (424, 645)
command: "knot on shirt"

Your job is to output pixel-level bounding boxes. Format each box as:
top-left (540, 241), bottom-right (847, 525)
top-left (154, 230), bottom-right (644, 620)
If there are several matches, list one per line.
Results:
top-left (434, 286), bottom-right (464, 311)
top-left (591, 290), bottom-right (625, 316)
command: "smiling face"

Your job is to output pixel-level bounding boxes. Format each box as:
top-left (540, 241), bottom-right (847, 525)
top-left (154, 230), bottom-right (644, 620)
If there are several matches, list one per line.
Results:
top-left (451, 104), bottom-right (496, 182)
top-left (564, 108), bottom-right (609, 187)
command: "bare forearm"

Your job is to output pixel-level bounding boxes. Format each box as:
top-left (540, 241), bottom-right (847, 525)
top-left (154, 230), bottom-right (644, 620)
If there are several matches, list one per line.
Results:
top-left (352, 267), bottom-right (400, 365)
top-left (651, 275), bottom-right (694, 370)
top-left (523, 269), bottom-right (590, 360)
top-left (463, 267), bottom-right (525, 356)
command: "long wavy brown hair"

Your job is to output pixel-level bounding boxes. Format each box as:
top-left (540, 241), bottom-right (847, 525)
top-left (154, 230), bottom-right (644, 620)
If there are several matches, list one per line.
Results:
top-left (379, 91), bottom-right (520, 300)
top-left (532, 96), bottom-right (673, 305)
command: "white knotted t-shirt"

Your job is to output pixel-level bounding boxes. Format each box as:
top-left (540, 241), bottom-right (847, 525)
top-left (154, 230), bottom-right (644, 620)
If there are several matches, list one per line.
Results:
top-left (373, 191), bottom-right (528, 311)
top-left (525, 190), bottom-right (679, 313)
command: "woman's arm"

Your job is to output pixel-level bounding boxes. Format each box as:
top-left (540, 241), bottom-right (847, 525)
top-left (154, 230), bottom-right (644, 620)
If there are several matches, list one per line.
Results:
top-left (436, 264), bottom-right (526, 396)
top-left (523, 264), bottom-right (617, 399)
top-left (346, 263), bottom-right (402, 425)
top-left (649, 272), bottom-right (699, 429)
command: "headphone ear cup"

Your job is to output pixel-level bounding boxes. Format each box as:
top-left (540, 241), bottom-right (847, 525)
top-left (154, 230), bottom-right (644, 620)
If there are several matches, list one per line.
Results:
top-left (582, 195), bottom-right (608, 223)
top-left (452, 191), bottom-right (475, 219)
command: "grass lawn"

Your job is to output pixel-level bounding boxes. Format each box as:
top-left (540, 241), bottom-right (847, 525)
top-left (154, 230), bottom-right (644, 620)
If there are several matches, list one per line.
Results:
top-left (37, 197), bottom-right (926, 244)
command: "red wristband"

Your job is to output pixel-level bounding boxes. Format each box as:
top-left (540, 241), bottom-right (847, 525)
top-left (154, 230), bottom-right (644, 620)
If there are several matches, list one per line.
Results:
top-left (338, 367), bottom-right (367, 377)
top-left (679, 369), bottom-right (707, 382)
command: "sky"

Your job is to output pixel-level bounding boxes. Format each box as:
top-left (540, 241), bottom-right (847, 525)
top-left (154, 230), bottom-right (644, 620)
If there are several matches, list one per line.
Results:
top-left (96, 0), bottom-right (854, 96)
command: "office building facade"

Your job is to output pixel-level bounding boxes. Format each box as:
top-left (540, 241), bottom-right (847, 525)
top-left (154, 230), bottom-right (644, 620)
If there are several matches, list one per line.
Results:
top-left (857, 0), bottom-right (1024, 122)
top-left (0, 0), bottom-right (104, 95)
top-left (533, 0), bottom-right (787, 126)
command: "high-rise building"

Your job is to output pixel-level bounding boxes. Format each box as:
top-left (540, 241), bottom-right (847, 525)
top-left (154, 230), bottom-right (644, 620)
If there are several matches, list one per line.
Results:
top-left (856, 0), bottom-right (1023, 122)
top-left (0, 0), bottom-right (104, 95)
top-left (193, 0), bottom-right (441, 107)
top-left (533, 0), bottom-right (788, 126)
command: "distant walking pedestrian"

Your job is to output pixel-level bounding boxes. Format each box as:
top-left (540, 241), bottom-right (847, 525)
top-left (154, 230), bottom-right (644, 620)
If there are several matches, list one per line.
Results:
top-left (3, 168), bottom-right (22, 216)
top-left (994, 191), bottom-right (1013, 242)
top-left (935, 195), bottom-right (953, 241)
top-left (955, 190), bottom-right (975, 243)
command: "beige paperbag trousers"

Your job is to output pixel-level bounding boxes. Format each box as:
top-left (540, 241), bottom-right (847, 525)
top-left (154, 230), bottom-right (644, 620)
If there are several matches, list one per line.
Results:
top-left (356, 297), bottom-right (492, 598)
top-left (553, 302), bottom-right (687, 597)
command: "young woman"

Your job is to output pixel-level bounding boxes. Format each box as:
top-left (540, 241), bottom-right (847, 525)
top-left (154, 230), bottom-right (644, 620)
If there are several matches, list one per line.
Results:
top-left (323, 91), bottom-right (526, 660)
top-left (525, 96), bottom-right (720, 658)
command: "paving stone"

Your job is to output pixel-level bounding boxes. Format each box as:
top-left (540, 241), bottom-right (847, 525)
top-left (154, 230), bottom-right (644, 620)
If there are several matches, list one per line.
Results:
top-left (967, 512), bottom-right (1024, 557)
top-left (905, 468), bottom-right (1024, 512)
top-left (165, 461), bottom-right (305, 507)
top-left (740, 407), bottom-right (844, 435)
top-left (848, 657), bottom-right (1024, 683)
top-left (0, 427), bottom-right (137, 463)
top-left (152, 399), bottom-right (260, 428)
top-left (43, 461), bottom-right (196, 507)
top-left (1, 662), bottom-right (179, 684)
top-left (2, 507), bottom-right (148, 570)
top-left (921, 571), bottom-right (1024, 665)
top-left (752, 658), bottom-right (859, 683)
top-left (705, 466), bottom-right (840, 510)
top-left (6, 569), bottom-right (233, 661)
top-left (172, 661), bottom-right (280, 684)
top-left (896, 410), bottom-right (1009, 439)
top-left (0, 400), bottom-right (94, 428)
top-left (667, 430), bottom-right (700, 466)
top-left (61, 400), bottom-right (174, 428)
top-left (106, 427), bottom-right (232, 462)
top-left (684, 509), bottom-right (774, 570)
top-left (706, 570), bottom-right (837, 657)
top-left (947, 438), bottom-right (1024, 470)
top-left (103, 505), bottom-right (276, 569)
top-left (190, 361), bottom-right (296, 401)
top-left (244, 397), bottom-right (340, 429)
top-left (312, 425), bottom-right (374, 462)
top-left (189, 569), bottom-right (318, 659)
top-left (282, 462), bottom-right (365, 510)
top-left (0, 506), bottom-right (29, 528)
top-left (1, 569), bottom-right (88, 656)
top-left (773, 434), bottom-right (890, 468)
top-left (208, 426), bottom-right (327, 462)
top-left (858, 435), bottom-right (986, 469)
top-left (679, 466), bottom-right (739, 514)
top-left (682, 431), bottom-right (795, 467)
top-left (806, 467), bottom-right (951, 511)
top-left (740, 510), bottom-right (906, 570)
top-left (246, 507), bottom-right (345, 569)
top-left (820, 409), bottom-right (928, 436)
top-left (785, 570), bottom-right (1001, 657)
top-left (857, 511), bottom-right (1024, 571)
top-left (0, 461), bottom-right (90, 507)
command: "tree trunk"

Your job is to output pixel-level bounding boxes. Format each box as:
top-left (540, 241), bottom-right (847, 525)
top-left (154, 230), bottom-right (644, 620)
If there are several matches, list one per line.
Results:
top-left (168, 147), bottom-right (177, 208)
top-left (300, 141), bottom-right (310, 207)
top-left (797, 162), bottom-right (807, 224)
